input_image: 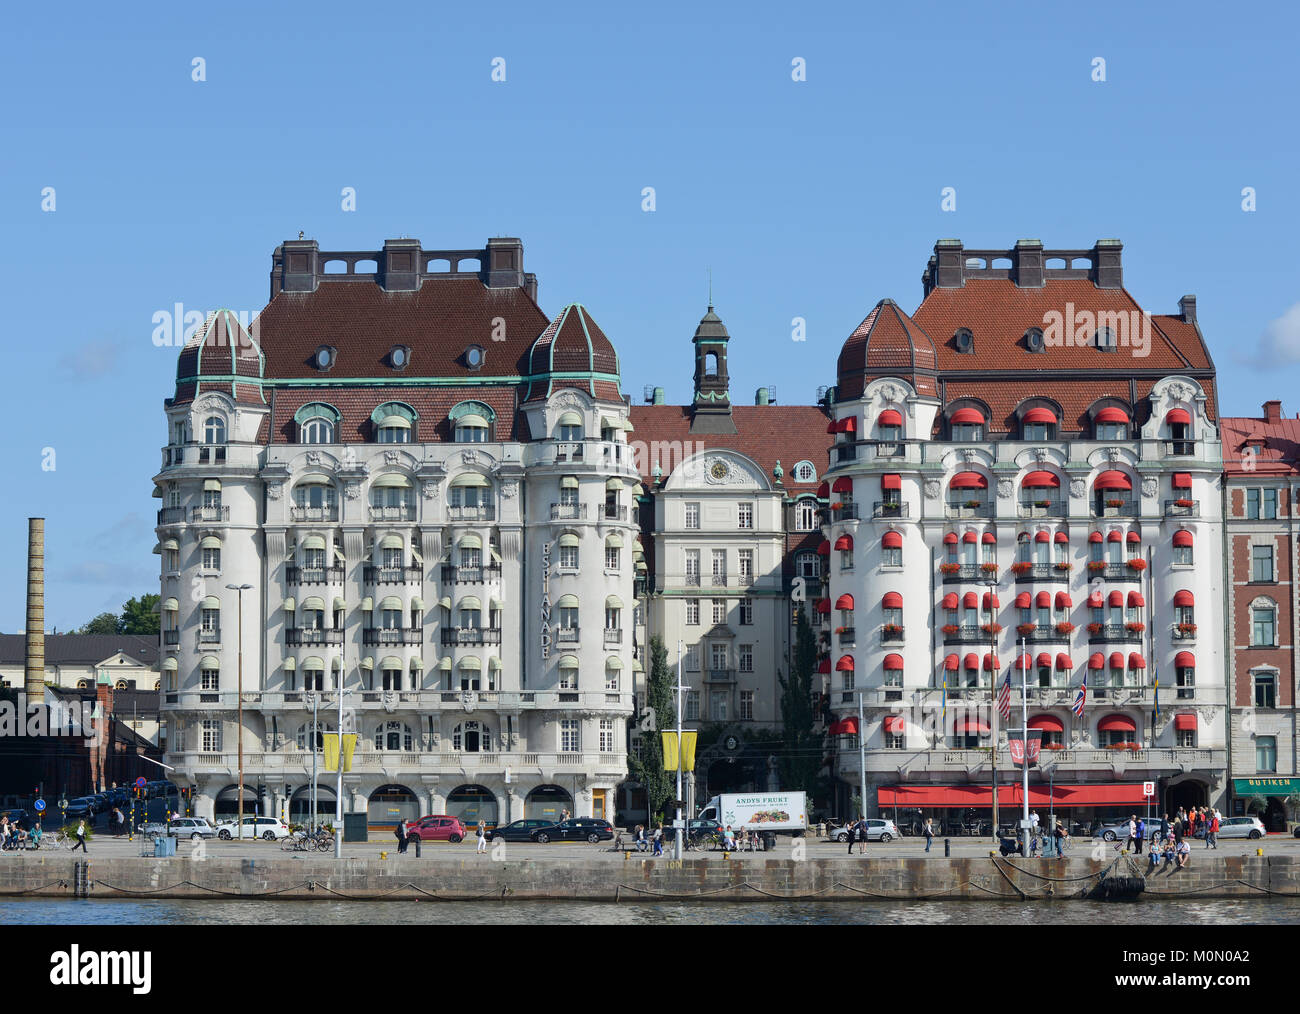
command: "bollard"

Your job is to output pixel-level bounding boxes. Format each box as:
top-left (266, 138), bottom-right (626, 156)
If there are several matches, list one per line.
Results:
top-left (380, 850), bottom-right (388, 860)
top-left (414, 837), bottom-right (421, 858)
top-left (1257, 848), bottom-right (1264, 856)
top-left (944, 838), bottom-right (950, 857)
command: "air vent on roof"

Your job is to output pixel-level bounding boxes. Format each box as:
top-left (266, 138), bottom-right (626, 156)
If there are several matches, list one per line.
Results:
top-left (643, 385), bottom-right (656, 404)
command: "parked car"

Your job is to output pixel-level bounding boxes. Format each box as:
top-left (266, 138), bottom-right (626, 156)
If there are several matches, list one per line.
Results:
top-left (215, 816), bottom-right (290, 840)
top-left (487, 819), bottom-right (553, 842)
top-left (63, 797), bottom-right (96, 819)
top-left (404, 816), bottom-right (466, 843)
top-left (833, 818), bottom-right (900, 843)
top-left (139, 817), bottom-right (216, 841)
top-left (1216, 816), bottom-right (1266, 840)
top-left (529, 818), bottom-right (614, 844)
top-left (685, 818), bottom-right (723, 843)
top-left (1093, 819), bottom-right (1146, 842)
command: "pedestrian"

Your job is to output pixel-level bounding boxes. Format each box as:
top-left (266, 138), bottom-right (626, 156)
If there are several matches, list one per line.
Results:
top-left (1176, 837), bottom-right (1191, 869)
top-left (859, 816), bottom-right (871, 854)
top-left (1030, 810), bottom-right (1040, 837)
top-left (847, 815), bottom-right (858, 856)
top-left (1172, 813), bottom-right (1183, 844)
top-left (113, 806), bottom-right (125, 837)
top-left (652, 822), bottom-right (663, 856)
top-left (395, 819), bottom-right (408, 854)
top-left (1053, 821), bottom-right (1066, 858)
top-left (1159, 813), bottom-right (1169, 841)
top-left (1134, 816), bottom-right (1145, 854)
top-left (1207, 810), bottom-right (1219, 849)
top-left (1123, 814), bottom-right (1137, 853)
top-left (634, 824), bottom-right (646, 852)
top-left (476, 821), bottom-right (487, 854)
top-left (923, 817), bottom-right (934, 853)
top-left (71, 819), bottom-right (87, 852)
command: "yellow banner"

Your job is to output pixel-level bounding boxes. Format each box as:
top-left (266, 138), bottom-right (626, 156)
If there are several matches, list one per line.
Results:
top-left (681, 731), bottom-right (697, 772)
top-left (322, 733), bottom-right (357, 772)
top-left (661, 731), bottom-right (699, 772)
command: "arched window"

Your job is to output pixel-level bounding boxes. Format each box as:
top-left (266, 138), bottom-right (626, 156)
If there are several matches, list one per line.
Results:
top-left (370, 402), bottom-right (417, 443)
top-left (452, 721), bottom-right (492, 752)
top-left (792, 460), bottom-right (817, 483)
top-left (705, 352), bottom-right (719, 376)
top-left (301, 418), bottom-right (334, 443)
top-left (1251, 599), bottom-right (1277, 647)
top-left (450, 401), bottom-right (495, 443)
top-left (374, 721), bottom-right (413, 752)
top-left (203, 416), bottom-right (226, 444)
top-left (295, 722), bottom-right (334, 750)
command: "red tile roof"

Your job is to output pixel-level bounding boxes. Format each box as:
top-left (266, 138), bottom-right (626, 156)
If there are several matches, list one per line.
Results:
top-left (837, 300), bottom-right (938, 399)
top-left (1222, 410), bottom-right (1300, 476)
top-left (524, 304), bottom-right (620, 401)
top-left (269, 385), bottom-right (529, 444)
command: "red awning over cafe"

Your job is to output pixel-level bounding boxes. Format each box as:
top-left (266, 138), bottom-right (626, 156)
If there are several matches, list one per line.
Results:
top-left (878, 783), bottom-right (1151, 808)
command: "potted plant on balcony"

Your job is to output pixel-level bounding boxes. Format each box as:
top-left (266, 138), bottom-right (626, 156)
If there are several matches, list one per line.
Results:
top-left (979, 562), bottom-right (999, 574)
top-left (1016, 622), bottom-right (1037, 636)
top-left (1125, 621), bottom-right (1145, 633)
top-left (1086, 560), bottom-right (1107, 572)
top-left (1177, 622), bottom-right (1197, 635)
top-left (1033, 499), bottom-right (1051, 509)
top-left (1011, 561), bottom-right (1033, 575)
top-left (980, 622), bottom-right (1002, 634)
top-left (830, 501), bottom-right (843, 511)
top-left (1106, 498), bottom-right (1125, 509)
top-left (1126, 742), bottom-right (1143, 752)
top-left (940, 562), bottom-right (960, 574)
top-left (1127, 558), bottom-right (1147, 571)
top-left (835, 626), bottom-right (848, 635)
top-left (1087, 622), bottom-right (1104, 634)
top-left (882, 623), bottom-right (904, 637)
top-left (965, 499), bottom-right (983, 509)
top-left (1175, 498), bottom-right (1194, 508)
top-left (941, 623), bottom-right (959, 635)
top-left (1041, 741), bottom-right (1064, 750)
top-left (1053, 561), bottom-right (1073, 571)
top-left (1056, 621), bottom-right (1076, 634)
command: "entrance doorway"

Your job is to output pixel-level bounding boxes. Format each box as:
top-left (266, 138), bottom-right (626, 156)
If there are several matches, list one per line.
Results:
top-left (591, 789), bottom-right (607, 820)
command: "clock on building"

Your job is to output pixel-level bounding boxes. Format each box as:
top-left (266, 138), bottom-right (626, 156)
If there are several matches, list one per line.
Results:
top-left (709, 459), bottom-right (730, 482)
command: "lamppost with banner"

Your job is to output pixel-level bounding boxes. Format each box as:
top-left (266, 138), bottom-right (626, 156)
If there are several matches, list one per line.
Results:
top-left (226, 583), bottom-right (252, 838)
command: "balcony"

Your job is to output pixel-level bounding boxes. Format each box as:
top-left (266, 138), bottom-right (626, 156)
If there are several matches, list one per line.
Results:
top-left (828, 504), bottom-right (861, 522)
top-left (941, 564), bottom-right (997, 583)
top-left (705, 669), bottom-right (736, 684)
top-left (369, 504), bottom-right (416, 521)
top-left (195, 445), bottom-right (227, 465)
top-left (1093, 498), bottom-right (1138, 518)
top-left (555, 627), bottom-right (579, 645)
top-left (837, 628), bottom-right (856, 645)
top-left (1086, 563), bottom-right (1143, 582)
top-left (163, 630), bottom-right (180, 647)
top-left (603, 628), bottom-right (624, 647)
top-left (363, 627), bottom-right (423, 647)
top-left (191, 505), bottom-right (230, 523)
top-left (197, 628), bottom-right (221, 645)
top-left (880, 625), bottom-right (904, 643)
top-left (1018, 499), bottom-right (1065, 518)
top-left (1165, 499), bottom-right (1199, 518)
top-left (553, 442), bottom-right (585, 462)
top-left (550, 503), bottom-right (587, 521)
top-left (602, 504), bottom-right (628, 521)
top-left (447, 505), bottom-right (495, 522)
top-left (286, 628), bottom-right (344, 646)
top-left (286, 565), bottom-right (345, 585)
top-left (872, 502), bottom-right (908, 519)
top-left (1086, 624), bottom-right (1145, 644)
top-left (157, 507), bottom-right (187, 525)
top-left (1171, 625), bottom-right (1198, 641)
top-left (945, 501), bottom-right (991, 520)
top-left (942, 625), bottom-right (994, 645)
top-left (1013, 625), bottom-right (1073, 644)
top-left (1164, 440), bottom-right (1196, 457)
top-left (440, 627), bottom-right (503, 647)
top-left (289, 505), bottom-right (339, 523)
top-left (872, 441), bottom-right (906, 459)
top-left (1011, 563), bottom-right (1072, 583)
top-left (440, 564), bottom-right (502, 584)
top-left (834, 444), bottom-right (858, 463)
top-left (363, 565), bottom-right (423, 584)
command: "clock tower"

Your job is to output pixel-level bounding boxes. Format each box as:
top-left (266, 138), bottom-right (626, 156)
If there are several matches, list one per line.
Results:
top-left (689, 304), bottom-right (737, 434)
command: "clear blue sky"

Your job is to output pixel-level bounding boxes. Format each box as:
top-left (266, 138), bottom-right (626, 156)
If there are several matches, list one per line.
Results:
top-left (1, 0), bottom-right (1296, 631)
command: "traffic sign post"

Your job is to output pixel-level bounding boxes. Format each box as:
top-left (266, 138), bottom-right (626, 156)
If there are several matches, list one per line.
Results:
top-left (33, 799), bottom-right (45, 814)
top-left (1143, 781), bottom-right (1156, 836)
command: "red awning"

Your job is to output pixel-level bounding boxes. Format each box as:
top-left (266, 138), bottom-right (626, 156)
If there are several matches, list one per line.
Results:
top-left (1029, 715), bottom-right (1064, 732)
top-left (1089, 532), bottom-right (1103, 543)
top-left (982, 532), bottom-right (996, 544)
top-left (840, 716), bottom-right (860, 735)
top-left (1107, 529), bottom-right (1123, 542)
top-left (951, 408), bottom-right (984, 424)
top-left (957, 718), bottom-right (990, 734)
top-left (883, 653), bottom-right (904, 671)
top-left (951, 471), bottom-right (988, 490)
top-left (1108, 590), bottom-right (1124, 606)
top-left (982, 591), bottom-right (999, 609)
top-left (1167, 409), bottom-right (1191, 425)
top-left (1088, 591), bottom-right (1103, 608)
top-left (1035, 652), bottom-right (1053, 668)
top-left (963, 531), bottom-right (978, 543)
top-left (816, 598), bottom-right (831, 614)
top-left (817, 659), bottom-right (831, 674)
top-left (1173, 472), bottom-right (1192, 488)
top-left (836, 655), bottom-right (855, 672)
top-left (1014, 592), bottom-right (1031, 608)
top-left (878, 783), bottom-right (1151, 809)
top-left (1056, 653), bottom-right (1072, 671)
top-left (1129, 653), bottom-right (1146, 669)
top-left (1128, 591), bottom-right (1145, 608)
top-left (1174, 714), bottom-right (1197, 731)
top-left (1015, 653), bottom-right (1032, 671)
top-left (1108, 652), bottom-right (1125, 669)
top-left (941, 593), bottom-right (959, 609)
top-left (881, 474), bottom-right (901, 491)
top-left (1054, 531), bottom-right (1069, 544)
top-left (1175, 651), bottom-right (1195, 669)
top-left (1098, 714), bottom-right (1136, 732)
top-left (832, 477), bottom-right (854, 493)
top-left (943, 532), bottom-right (958, 545)
top-left (883, 715), bottom-right (905, 734)
top-left (882, 592), bottom-right (903, 608)
top-left (878, 409), bottom-right (902, 427)
top-left (817, 540), bottom-right (831, 555)
top-left (1035, 590), bottom-right (1052, 607)
top-left (1023, 407), bottom-right (1057, 424)
top-left (944, 654), bottom-right (960, 671)
top-left (1127, 531), bottom-right (1141, 544)
top-left (1088, 653), bottom-right (1104, 669)
top-left (834, 593), bottom-right (855, 610)
top-left (1022, 470), bottom-right (1059, 488)
top-left (827, 417), bottom-right (857, 434)
top-left (1095, 470), bottom-right (1132, 491)
top-left (1055, 592), bottom-right (1072, 609)
top-left (828, 718), bottom-right (846, 734)
top-left (882, 530), bottom-right (902, 549)
top-left (1173, 530), bottom-right (1194, 547)
top-left (983, 652), bottom-right (999, 670)
top-left (1095, 407), bottom-right (1130, 423)
top-left (817, 481), bottom-right (830, 499)
top-left (1174, 590), bottom-right (1195, 607)
top-left (1034, 530), bottom-right (1050, 543)
top-left (834, 534), bottom-right (854, 551)
top-left (962, 592), bottom-right (979, 608)
top-left (963, 653), bottom-right (980, 670)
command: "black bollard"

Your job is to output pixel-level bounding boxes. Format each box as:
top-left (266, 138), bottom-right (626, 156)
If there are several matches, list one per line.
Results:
top-left (944, 838), bottom-right (951, 857)
top-left (414, 837), bottom-right (421, 858)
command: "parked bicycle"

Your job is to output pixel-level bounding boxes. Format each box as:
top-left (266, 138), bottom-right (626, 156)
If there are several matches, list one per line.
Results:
top-left (281, 828), bottom-right (334, 852)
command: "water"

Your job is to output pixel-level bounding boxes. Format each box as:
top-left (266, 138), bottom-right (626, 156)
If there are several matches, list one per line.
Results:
top-left (4, 897), bottom-right (1300, 924)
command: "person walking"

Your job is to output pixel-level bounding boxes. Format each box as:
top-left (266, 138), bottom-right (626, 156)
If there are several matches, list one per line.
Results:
top-left (1159, 812), bottom-right (1170, 841)
top-left (1207, 810), bottom-right (1219, 849)
top-left (652, 822), bottom-right (663, 856)
top-left (475, 821), bottom-right (487, 854)
top-left (112, 806), bottom-right (125, 837)
top-left (923, 817), bottom-right (934, 854)
top-left (1134, 816), bottom-right (1145, 855)
top-left (71, 819), bottom-right (87, 852)
top-left (847, 815), bottom-right (858, 856)
top-left (395, 819), bottom-right (408, 854)
top-left (1122, 814), bottom-right (1137, 853)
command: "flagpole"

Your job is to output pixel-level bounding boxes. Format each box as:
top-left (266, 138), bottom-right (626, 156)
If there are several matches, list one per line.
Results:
top-left (987, 579), bottom-right (998, 841)
top-left (674, 639), bottom-right (684, 861)
top-left (1021, 635), bottom-right (1030, 858)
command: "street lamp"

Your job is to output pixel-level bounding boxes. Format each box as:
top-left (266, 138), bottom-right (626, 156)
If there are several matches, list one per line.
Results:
top-left (226, 583), bottom-right (253, 839)
top-left (986, 575), bottom-right (999, 840)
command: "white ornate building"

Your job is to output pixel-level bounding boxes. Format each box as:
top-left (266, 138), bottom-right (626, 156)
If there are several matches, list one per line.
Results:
top-left (155, 238), bottom-right (637, 828)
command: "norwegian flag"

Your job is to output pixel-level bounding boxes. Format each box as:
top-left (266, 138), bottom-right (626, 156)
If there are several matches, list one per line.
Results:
top-left (997, 670), bottom-right (1012, 723)
top-left (1072, 673), bottom-right (1087, 718)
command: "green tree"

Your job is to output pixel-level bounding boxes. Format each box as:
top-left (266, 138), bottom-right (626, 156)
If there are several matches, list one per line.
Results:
top-left (776, 607), bottom-right (824, 793)
top-left (118, 594), bottom-right (160, 635)
top-left (76, 612), bottom-right (120, 635)
top-left (628, 636), bottom-right (674, 823)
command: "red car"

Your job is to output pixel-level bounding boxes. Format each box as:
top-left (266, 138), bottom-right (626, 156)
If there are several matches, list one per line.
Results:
top-left (404, 816), bottom-right (466, 843)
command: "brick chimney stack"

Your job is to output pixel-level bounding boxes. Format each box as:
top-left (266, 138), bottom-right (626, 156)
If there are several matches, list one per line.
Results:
top-left (1179, 294), bottom-right (1197, 323)
top-left (1263, 400), bottom-right (1283, 422)
top-left (24, 518), bottom-right (45, 698)
top-left (1013, 239), bottom-right (1045, 288)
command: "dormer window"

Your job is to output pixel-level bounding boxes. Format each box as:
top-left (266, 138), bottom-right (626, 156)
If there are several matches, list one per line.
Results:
top-left (465, 345), bottom-right (485, 370)
top-left (389, 345), bottom-right (410, 370)
top-left (450, 401), bottom-right (495, 443)
top-left (295, 403), bottom-right (340, 445)
top-left (1093, 406), bottom-right (1130, 441)
top-left (1021, 407), bottom-right (1057, 441)
top-left (954, 328), bottom-right (974, 353)
top-left (370, 402), bottom-right (417, 443)
top-left (556, 411), bottom-right (584, 441)
top-left (1024, 327), bottom-right (1046, 353)
top-left (314, 346), bottom-right (337, 371)
top-left (1094, 327), bottom-right (1116, 351)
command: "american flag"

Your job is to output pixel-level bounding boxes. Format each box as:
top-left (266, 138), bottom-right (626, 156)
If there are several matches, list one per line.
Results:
top-left (1072, 673), bottom-right (1087, 718)
top-left (997, 670), bottom-right (1012, 722)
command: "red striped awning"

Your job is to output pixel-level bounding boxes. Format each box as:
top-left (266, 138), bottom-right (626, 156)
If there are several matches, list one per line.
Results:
top-left (1029, 715), bottom-right (1064, 732)
top-left (951, 408), bottom-right (984, 424)
top-left (1174, 590), bottom-right (1195, 607)
top-left (963, 531), bottom-right (978, 543)
top-left (941, 593), bottom-right (958, 609)
top-left (1033, 652), bottom-right (1051, 669)
top-left (1128, 591), bottom-right (1145, 608)
top-left (1175, 651), bottom-right (1195, 669)
top-left (957, 718), bottom-right (990, 733)
top-left (1167, 409), bottom-right (1191, 425)
top-left (1054, 532), bottom-right (1069, 544)
top-left (1127, 531), bottom-right (1141, 543)
top-left (834, 593), bottom-right (855, 610)
top-left (982, 533), bottom-right (996, 544)
top-left (963, 653), bottom-right (980, 670)
top-left (817, 659), bottom-right (831, 674)
top-left (882, 530), bottom-right (902, 549)
top-left (1023, 407), bottom-right (1057, 424)
top-left (878, 409), bottom-right (902, 427)
top-left (1015, 592), bottom-right (1031, 608)
top-left (1035, 591), bottom-right (1051, 607)
top-left (881, 474), bottom-right (901, 491)
top-left (816, 599), bottom-right (831, 614)
top-left (1015, 653), bottom-right (1032, 671)
top-left (832, 477), bottom-right (854, 493)
top-left (1095, 470), bottom-right (1132, 491)
top-left (1129, 653), bottom-right (1146, 669)
top-left (951, 471), bottom-right (988, 489)
top-left (882, 592), bottom-right (903, 608)
top-left (839, 716), bottom-right (860, 735)
top-left (983, 652), bottom-right (999, 670)
top-left (817, 481), bottom-right (830, 499)
top-left (1098, 714), bottom-right (1136, 732)
top-left (1174, 713), bottom-right (1197, 731)
top-left (983, 591), bottom-right (999, 609)
top-left (963, 592), bottom-right (979, 608)
top-left (1022, 470), bottom-right (1059, 488)
top-left (1056, 653), bottom-right (1072, 671)
top-left (878, 783), bottom-right (1151, 809)
top-left (834, 535), bottom-right (854, 551)
top-left (1089, 532), bottom-right (1103, 543)
top-left (1108, 590), bottom-right (1124, 606)
top-left (1108, 652), bottom-right (1125, 669)
top-left (883, 715), bottom-right (905, 734)
top-left (1088, 591), bottom-right (1103, 608)
top-left (943, 532), bottom-right (958, 545)
top-left (1173, 530), bottom-right (1193, 547)
top-left (944, 654), bottom-right (959, 671)
top-left (836, 655), bottom-right (855, 672)
top-left (1055, 592), bottom-right (1072, 609)
top-left (817, 540), bottom-right (831, 555)
top-left (1095, 407), bottom-right (1130, 423)
top-left (883, 654), bottom-right (904, 671)
top-left (1034, 530), bottom-right (1050, 543)
top-left (1088, 653), bottom-right (1104, 669)
top-left (1108, 530), bottom-right (1123, 542)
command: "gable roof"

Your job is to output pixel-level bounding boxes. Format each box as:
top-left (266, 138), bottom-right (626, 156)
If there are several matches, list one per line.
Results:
top-left (0, 635), bottom-right (159, 669)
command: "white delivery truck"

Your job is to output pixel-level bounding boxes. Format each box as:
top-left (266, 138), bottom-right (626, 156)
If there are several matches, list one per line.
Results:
top-left (697, 791), bottom-right (808, 848)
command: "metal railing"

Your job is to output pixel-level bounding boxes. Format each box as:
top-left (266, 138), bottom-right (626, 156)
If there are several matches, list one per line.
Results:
top-left (873, 502), bottom-right (908, 519)
top-left (602, 504), bottom-right (627, 520)
top-left (191, 505), bottom-right (230, 523)
top-left (829, 504), bottom-right (861, 521)
top-left (1165, 499), bottom-right (1199, 517)
top-left (603, 628), bottom-right (623, 646)
top-left (1164, 440), bottom-right (1196, 456)
top-left (440, 564), bottom-right (502, 584)
top-left (439, 627), bottom-right (503, 646)
top-left (1012, 563), bottom-right (1071, 583)
top-left (880, 626), bottom-right (905, 643)
top-left (446, 505), bottom-right (495, 521)
top-left (363, 627), bottom-right (423, 646)
top-left (550, 503), bottom-right (587, 520)
top-left (163, 630), bottom-right (180, 646)
top-left (286, 628), bottom-right (344, 646)
top-left (1086, 563), bottom-right (1143, 582)
top-left (1086, 624), bottom-right (1145, 643)
top-left (945, 501), bottom-right (991, 519)
top-left (157, 507), bottom-right (186, 525)
top-left (941, 563), bottom-right (995, 583)
top-left (363, 565), bottom-right (423, 584)
top-left (289, 505), bottom-right (339, 522)
top-left (1018, 499), bottom-right (1065, 518)
top-left (369, 504), bottom-right (416, 521)
top-left (197, 629), bottom-right (221, 645)
top-left (286, 566), bottom-right (345, 585)
top-left (1093, 498), bottom-right (1138, 517)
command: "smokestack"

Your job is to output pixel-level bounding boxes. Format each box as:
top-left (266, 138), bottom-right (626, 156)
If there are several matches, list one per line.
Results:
top-left (25, 518), bottom-right (45, 697)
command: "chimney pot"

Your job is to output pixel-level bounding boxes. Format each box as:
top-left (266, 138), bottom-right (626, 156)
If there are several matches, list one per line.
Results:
top-left (755, 387), bottom-right (769, 406)
top-left (932, 239), bottom-right (965, 289)
top-left (1013, 239), bottom-right (1044, 288)
top-left (1178, 294), bottom-right (1197, 323)
top-left (1263, 400), bottom-right (1282, 421)
top-left (381, 238), bottom-right (422, 291)
top-left (1092, 239), bottom-right (1123, 289)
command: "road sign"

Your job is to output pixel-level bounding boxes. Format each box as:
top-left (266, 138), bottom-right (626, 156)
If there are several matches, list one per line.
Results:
top-left (33, 799), bottom-right (45, 813)
top-left (1142, 781), bottom-right (1156, 797)
top-left (134, 777), bottom-right (147, 789)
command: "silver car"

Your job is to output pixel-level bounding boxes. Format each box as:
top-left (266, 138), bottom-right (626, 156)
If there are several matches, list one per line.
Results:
top-left (834, 818), bottom-right (899, 843)
top-left (1215, 816), bottom-right (1265, 840)
top-left (139, 817), bottom-right (216, 841)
